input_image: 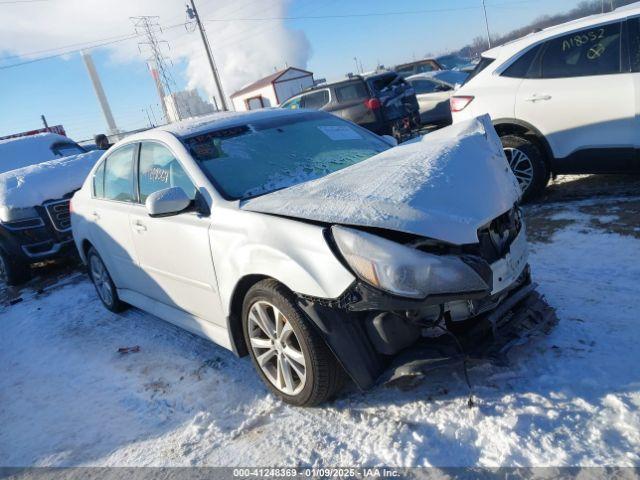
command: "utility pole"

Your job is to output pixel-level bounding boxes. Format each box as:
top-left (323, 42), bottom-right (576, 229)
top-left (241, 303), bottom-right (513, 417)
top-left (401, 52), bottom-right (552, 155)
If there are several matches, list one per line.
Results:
top-left (186, 0), bottom-right (228, 111)
top-left (481, 0), bottom-right (492, 49)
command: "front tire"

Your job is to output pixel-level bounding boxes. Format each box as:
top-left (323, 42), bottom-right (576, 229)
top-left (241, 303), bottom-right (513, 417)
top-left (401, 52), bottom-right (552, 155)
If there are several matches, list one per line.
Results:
top-left (0, 247), bottom-right (31, 286)
top-left (242, 279), bottom-right (344, 406)
top-left (87, 247), bottom-right (126, 313)
top-left (501, 134), bottom-right (550, 202)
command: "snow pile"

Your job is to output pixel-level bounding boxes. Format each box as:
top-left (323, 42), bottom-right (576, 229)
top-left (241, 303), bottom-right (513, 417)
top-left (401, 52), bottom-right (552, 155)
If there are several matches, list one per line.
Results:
top-left (0, 133), bottom-right (71, 174)
top-left (0, 150), bottom-right (102, 208)
top-left (1, 197), bottom-right (639, 467)
top-left (243, 115), bottom-right (521, 245)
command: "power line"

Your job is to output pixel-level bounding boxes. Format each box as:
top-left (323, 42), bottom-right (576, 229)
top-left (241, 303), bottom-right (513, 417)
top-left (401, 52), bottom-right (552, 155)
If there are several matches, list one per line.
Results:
top-left (203, 0), bottom-right (536, 22)
top-left (0, 0), bottom-right (48, 4)
top-left (0, 22), bottom-right (186, 70)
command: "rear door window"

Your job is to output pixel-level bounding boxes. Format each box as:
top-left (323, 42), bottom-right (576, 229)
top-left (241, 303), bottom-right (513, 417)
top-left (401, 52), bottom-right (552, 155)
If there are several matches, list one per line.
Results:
top-left (301, 90), bottom-right (329, 109)
top-left (395, 66), bottom-right (415, 77)
top-left (335, 82), bottom-right (368, 102)
top-left (103, 144), bottom-right (136, 202)
top-left (280, 96), bottom-right (302, 109)
top-left (539, 22), bottom-right (622, 78)
top-left (138, 142), bottom-right (196, 203)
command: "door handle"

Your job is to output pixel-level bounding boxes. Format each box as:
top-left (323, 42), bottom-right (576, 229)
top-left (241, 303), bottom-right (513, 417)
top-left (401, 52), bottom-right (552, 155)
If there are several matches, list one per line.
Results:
top-left (525, 94), bottom-right (552, 102)
top-left (132, 221), bottom-right (147, 233)
top-left (91, 211), bottom-right (100, 220)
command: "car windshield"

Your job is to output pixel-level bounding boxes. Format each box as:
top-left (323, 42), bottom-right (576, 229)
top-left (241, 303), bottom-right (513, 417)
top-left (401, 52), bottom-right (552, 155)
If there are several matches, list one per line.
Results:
top-left (182, 112), bottom-right (391, 200)
top-left (51, 141), bottom-right (86, 157)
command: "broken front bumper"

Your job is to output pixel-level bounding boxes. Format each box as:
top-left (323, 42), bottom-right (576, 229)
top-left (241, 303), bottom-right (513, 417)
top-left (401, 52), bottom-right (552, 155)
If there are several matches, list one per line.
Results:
top-left (298, 278), bottom-right (557, 390)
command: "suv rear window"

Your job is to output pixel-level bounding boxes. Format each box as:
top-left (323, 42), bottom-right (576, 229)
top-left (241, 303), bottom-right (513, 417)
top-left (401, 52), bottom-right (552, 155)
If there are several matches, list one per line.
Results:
top-left (335, 82), bottom-right (368, 102)
top-left (463, 56), bottom-right (494, 85)
top-left (368, 74), bottom-right (404, 94)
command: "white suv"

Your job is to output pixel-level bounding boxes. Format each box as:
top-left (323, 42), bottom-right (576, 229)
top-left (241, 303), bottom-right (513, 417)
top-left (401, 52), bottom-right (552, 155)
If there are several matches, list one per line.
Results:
top-left (451, 5), bottom-right (640, 199)
top-left (71, 109), bottom-right (534, 406)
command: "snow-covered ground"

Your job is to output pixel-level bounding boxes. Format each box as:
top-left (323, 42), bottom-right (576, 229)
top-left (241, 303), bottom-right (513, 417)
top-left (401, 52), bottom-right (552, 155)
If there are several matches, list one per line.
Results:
top-left (1, 186), bottom-right (639, 467)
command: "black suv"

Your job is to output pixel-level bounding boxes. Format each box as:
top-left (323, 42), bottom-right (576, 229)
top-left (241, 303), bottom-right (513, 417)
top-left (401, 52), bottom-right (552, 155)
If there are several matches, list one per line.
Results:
top-left (280, 71), bottom-right (420, 140)
top-left (0, 135), bottom-right (94, 285)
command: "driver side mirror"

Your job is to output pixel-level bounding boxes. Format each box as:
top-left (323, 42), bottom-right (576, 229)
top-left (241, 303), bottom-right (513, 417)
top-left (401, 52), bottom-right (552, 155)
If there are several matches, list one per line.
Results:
top-left (145, 187), bottom-right (192, 217)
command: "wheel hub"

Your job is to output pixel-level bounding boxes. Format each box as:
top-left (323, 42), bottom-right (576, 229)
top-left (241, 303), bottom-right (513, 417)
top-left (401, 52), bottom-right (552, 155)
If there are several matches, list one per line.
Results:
top-left (248, 301), bottom-right (307, 396)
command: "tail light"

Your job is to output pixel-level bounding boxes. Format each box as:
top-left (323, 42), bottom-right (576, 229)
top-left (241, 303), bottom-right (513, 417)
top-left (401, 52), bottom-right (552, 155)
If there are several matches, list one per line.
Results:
top-left (364, 98), bottom-right (381, 110)
top-left (450, 96), bottom-right (474, 112)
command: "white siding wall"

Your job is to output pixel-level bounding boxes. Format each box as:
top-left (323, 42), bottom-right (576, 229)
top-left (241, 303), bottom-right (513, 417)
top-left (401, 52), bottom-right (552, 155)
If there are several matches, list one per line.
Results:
top-left (231, 85), bottom-right (278, 112)
top-left (231, 69), bottom-right (314, 111)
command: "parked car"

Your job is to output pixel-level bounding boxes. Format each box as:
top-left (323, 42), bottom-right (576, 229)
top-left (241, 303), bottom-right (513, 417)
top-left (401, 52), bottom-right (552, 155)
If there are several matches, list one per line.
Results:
top-left (451, 5), bottom-right (640, 200)
top-left (0, 133), bottom-right (101, 285)
top-left (406, 71), bottom-right (469, 126)
top-left (71, 108), bottom-right (543, 406)
top-left (394, 59), bottom-right (443, 78)
top-left (436, 54), bottom-right (477, 72)
top-left (280, 71), bottom-right (421, 140)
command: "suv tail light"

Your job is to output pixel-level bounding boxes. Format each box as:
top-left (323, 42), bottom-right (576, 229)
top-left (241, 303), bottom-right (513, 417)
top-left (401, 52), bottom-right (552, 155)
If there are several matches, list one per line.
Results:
top-left (364, 98), bottom-right (381, 110)
top-left (450, 96), bottom-right (474, 112)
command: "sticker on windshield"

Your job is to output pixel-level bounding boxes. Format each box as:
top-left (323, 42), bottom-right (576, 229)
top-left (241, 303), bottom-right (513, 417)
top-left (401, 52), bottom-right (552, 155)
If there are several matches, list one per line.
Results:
top-left (317, 125), bottom-right (362, 141)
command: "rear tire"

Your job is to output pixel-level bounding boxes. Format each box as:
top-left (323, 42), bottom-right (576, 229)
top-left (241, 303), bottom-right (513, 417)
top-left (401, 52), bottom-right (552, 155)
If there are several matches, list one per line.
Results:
top-left (87, 247), bottom-right (126, 313)
top-left (500, 134), bottom-right (550, 202)
top-left (242, 279), bottom-right (344, 406)
top-left (0, 247), bottom-right (31, 286)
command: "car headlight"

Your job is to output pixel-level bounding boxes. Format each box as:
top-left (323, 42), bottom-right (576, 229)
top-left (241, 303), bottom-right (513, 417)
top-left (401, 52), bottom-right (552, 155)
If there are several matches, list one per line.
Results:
top-left (331, 225), bottom-right (489, 299)
top-left (0, 206), bottom-right (40, 223)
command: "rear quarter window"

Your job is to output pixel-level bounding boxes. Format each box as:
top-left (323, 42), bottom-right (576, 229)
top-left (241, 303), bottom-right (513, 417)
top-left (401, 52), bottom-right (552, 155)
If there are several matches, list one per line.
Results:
top-left (93, 161), bottom-right (105, 198)
top-left (502, 44), bottom-right (542, 78)
top-left (463, 56), bottom-right (495, 85)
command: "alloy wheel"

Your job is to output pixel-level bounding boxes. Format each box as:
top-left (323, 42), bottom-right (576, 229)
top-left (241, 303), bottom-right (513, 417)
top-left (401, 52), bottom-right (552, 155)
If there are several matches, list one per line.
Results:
top-left (504, 147), bottom-right (534, 193)
top-left (247, 300), bottom-right (307, 396)
top-left (90, 255), bottom-right (114, 307)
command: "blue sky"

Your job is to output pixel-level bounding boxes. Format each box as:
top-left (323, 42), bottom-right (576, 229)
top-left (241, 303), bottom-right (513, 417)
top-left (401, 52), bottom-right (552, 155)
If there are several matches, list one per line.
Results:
top-left (0, 0), bottom-right (586, 141)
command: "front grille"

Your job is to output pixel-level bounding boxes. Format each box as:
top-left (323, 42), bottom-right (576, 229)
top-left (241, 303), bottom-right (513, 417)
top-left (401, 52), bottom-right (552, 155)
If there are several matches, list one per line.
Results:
top-left (44, 199), bottom-right (71, 232)
top-left (476, 207), bottom-right (522, 263)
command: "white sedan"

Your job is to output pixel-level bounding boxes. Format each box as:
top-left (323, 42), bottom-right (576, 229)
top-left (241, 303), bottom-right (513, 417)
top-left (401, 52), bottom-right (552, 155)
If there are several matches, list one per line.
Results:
top-left (71, 108), bottom-right (532, 406)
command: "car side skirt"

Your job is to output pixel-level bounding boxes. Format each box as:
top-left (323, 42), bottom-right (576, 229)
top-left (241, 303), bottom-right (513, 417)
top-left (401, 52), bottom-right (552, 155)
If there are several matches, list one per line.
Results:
top-left (118, 289), bottom-right (234, 351)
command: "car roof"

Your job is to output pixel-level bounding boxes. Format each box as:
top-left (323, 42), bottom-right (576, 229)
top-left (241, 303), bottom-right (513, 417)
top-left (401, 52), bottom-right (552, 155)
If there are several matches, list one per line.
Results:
top-left (124, 108), bottom-right (329, 141)
top-left (395, 58), bottom-right (440, 69)
top-left (482, 5), bottom-right (640, 61)
top-left (407, 70), bottom-right (468, 86)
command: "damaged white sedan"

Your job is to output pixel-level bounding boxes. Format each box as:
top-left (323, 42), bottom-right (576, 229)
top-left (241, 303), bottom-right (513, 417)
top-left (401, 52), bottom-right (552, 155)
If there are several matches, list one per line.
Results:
top-left (71, 109), bottom-right (551, 406)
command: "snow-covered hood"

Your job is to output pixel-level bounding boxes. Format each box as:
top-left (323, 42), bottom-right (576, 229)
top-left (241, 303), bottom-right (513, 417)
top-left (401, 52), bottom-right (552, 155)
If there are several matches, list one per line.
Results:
top-left (242, 115), bottom-right (521, 245)
top-left (0, 150), bottom-right (103, 212)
